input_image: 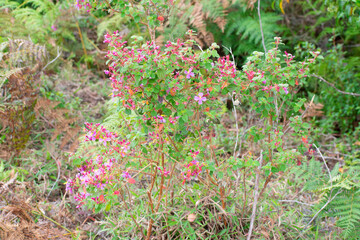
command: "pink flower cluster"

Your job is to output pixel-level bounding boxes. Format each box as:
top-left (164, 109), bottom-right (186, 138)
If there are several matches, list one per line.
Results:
top-left (84, 122), bottom-right (118, 146)
top-left (103, 31), bottom-right (238, 122)
top-left (66, 124), bottom-right (133, 207)
top-left (66, 155), bottom-right (117, 207)
top-left (157, 167), bottom-right (170, 177)
top-left (169, 116), bottom-right (179, 124)
top-left (216, 55), bottom-right (237, 81)
top-left (83, 123), bottom-right (130, 156)
top-left (284, 51), bottom-right (295, 66)
top-left (245, 70), bottom-right (265, 83)
top-left (73, 192), bottom-right (90, 208)
top-left (182, 160), bottom-right (204, 185)
top-left (261, 84), bottom-right (289, 95)
top-left (142, 115), bottom-right (179, 125)
top-left (182, 151), bottom-right (204, 184)
top-left (148, 131), bottom-right (160, 142)
top-left (75, 0), bottom-right (92, 11)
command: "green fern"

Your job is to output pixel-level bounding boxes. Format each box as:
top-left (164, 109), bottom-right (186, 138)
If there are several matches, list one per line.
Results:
top-left (322, 160), bottom-right (360, 239)
top-left (97, 13), bottom-right (146, 41)
top-left (293, 157), bottom-right (360, 238)
top-left (292, 157), bottom-right (328, 192)
top-left (329, 188), bottom-right (360, 238)
top-left (201, 0), bottom-right (225, 20)
top-left (223, 7), bottom-right (282, 56)
top-left (2, 0), bottom-right (59, 40)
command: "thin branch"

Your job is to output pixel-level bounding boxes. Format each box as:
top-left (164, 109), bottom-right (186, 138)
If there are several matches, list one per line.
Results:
top-left (299, 144), bottom-right (341, 236)
top-left (344, 43), bottom-right (360, 48)
top-left (34, 206), bottom-right (73, 235)
top-left (302, 189), bottom-right (342, 231)
top-left (41, 47), bottom-right (62, 72)
top-left (312, 74), bottom-right (360, 97)
top-left (313, 144), bottom-right (332, 186)
top-left (247, 151), bottom-right (263, 240)
top-left (257, 0), bottom-right (267, 53)
top-left (301, 95), bottom-right (315, 118)
top-left (0, 173), bottom-right (18, 194)
top-left (278, 200), bottom-right (313, 206)
top-left (47, 155), bottom-right (61, 198)
top-left (222, 45), bottom-right (236, 66)
top-left (232, 99), bottom-right (239, 159)
top-left (223, 46), bottom-right (239, 158)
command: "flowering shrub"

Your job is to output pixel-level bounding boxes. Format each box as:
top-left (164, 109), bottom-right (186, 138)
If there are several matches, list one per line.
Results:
top-left (67, 0), bottom-right (319, 238)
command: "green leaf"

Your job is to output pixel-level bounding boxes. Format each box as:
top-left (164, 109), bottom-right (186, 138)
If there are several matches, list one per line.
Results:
top-left (105, 202), bottom-right (111, 211)
top-left (163, 108), bottom-right (172, 116)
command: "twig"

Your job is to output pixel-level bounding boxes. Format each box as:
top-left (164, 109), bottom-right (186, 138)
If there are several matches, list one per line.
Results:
top-left (258, 172), bottom-right (273, 199)
top-left (34, 206), bottom-right (73, 235)
top-left (278, 200), bottom-right (313, 206)
top-left (312, 74), bottom-right (360, 97)
top-left (247, 151), bottom-right (263, 240)
top-left (47, 153), bottom-right (61, 198)
top-left (222, 46), bottom-right (240, 159)
top-left (313, 144), bottom-right (332, 186)
top-left (299, 144), bottom-right (341, 236)
top-left (301, 189), bottom-right (342, 231)
top-left (208, 198), bottom-right (228, 216)
top-left (301, 95), bottom-right (315, 118)
top-left (230, 93), bottom-right (239, 158)
top-left (222, 45), bottom-right (236, 66)
top-left (257, 0), bottom-right (267, 53)
top-left (344, 44), bottom-right (360, 48)
top-left (41, 47), bottom-right (62, 72)
top-left (0, 173), bottom-right (18, 195)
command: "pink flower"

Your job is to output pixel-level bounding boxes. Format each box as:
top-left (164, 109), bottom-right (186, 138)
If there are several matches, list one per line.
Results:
top-left (51, 25), bottom-right (57, 31)
top-left (122, 171), bottom-right (131, 179)
top-left (157, 115), bottom-right (166, 123)
top-left (190, 150), bottom-right (199, 159)
top-left (185, 68), bottom-right (195, 79)
top-left (157, 167), bottom-right (170, 177)
top-left (245, 70), bottom-right (255, 81)
top-left (194, 93), bottom-right (206, 105)
top-left (283, 87), bottom-right (289, 94)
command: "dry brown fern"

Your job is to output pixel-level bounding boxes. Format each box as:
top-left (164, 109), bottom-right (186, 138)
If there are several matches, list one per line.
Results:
top-left (35, 97), bottom-right (81, 152)
top-left (0, 200), bottom-right (68, 240)
top-left (302, 102), bottom-right (324, 118)
top-left (0, 39), bottom-right (47, 159)
top-left (158, 0), bottom-right (230, 47)
top-left (0, 68), bottom-right (39, 159)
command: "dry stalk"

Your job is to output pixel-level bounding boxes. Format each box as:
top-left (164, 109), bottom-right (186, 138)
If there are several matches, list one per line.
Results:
top-left (247, 151), bottom-right (263, 240)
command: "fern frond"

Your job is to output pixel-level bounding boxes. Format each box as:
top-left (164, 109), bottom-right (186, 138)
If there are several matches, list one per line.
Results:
top-left (26, 0), bottom-right (55, 14)
top-left (7, 39), bottom-right (47, 68)
top-left (97, 14), bottom-right (129, 39)
top-left (223, 8), bottom-right (282, 55)
top-left (161, 0), bottom-right (227, 46)
top-left (0, 68), bottom-right (24, 88)
top-left (201, 0), bottom-right (225, 20)
top-left (0, 0), bottom-right (19, 9)
top-left (292, 158), bottom-right (327, 192)
top-left (326, 188), bottom-right (360, 239)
